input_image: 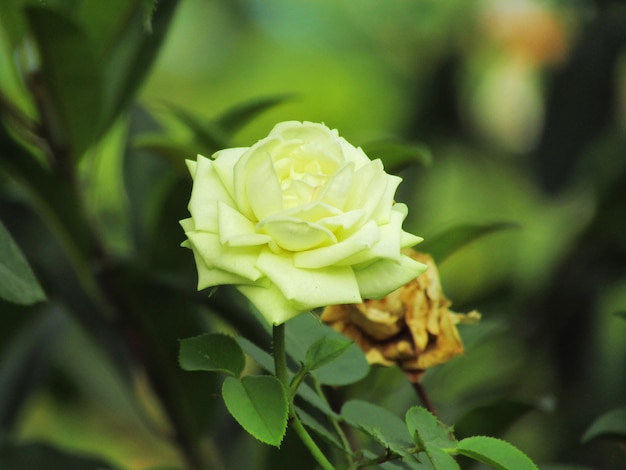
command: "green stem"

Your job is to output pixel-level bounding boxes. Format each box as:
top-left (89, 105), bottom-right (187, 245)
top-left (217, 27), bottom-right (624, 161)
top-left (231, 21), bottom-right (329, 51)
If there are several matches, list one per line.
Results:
top-left (313, 380), bottom-right (353, 460)
top-left (273, 324), bottom-right (334, 470)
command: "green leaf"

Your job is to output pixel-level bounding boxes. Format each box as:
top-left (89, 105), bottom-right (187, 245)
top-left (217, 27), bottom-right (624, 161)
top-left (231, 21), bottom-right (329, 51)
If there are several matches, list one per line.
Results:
top-left (0, 219), bottom-right (45, 305)
top-left (420, 446), bottom-right (460, 470)
top-left (133, 133), bottom-right (195, 169)
top-left (164, 102), bottom-right (229, 156)
top-left (341, 400), bottom-right (413, 448)
top-left (304, 337), bottom-right (352, 371)
top-left (406, 407), bottom-right (457, 449)
top-left (215, 94), bottom-right (294, 135)
top-left (419, 222), bottom-right (520, 264)
top-left (286, 313), bottom-right (369, 386)
top-left (614, 311), bottom-right (626, 321)
top-left (25, 6), bottom-right (103, 158)
top-left (456, 436), bottom-right (538, 470)
top-left (362, 141), bottom-right (433, 173)
top-left (179, 333), bottom-right (245, 377)
top-left (222, 375), bottom-right (288, 447)
top-left (581, 407), bottom-right (626, 443)
top-left (454, 400), bottom-right (535, 439)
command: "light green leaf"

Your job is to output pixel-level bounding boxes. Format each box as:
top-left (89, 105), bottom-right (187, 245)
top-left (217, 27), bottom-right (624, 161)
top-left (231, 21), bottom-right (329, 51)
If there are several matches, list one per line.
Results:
top-left (362, 141), bottom-right (433, 173)
top-left (216, 94), bottom-right (294, 135)
top-left (420, 446), bottom-right (460, 470)
top-left (456, 436), bottom-right (538, 470)
top-left (222, 375), bottom-right (288, 447)
top-left (305, 337), bottom-right (352, 371)
top-left (581, 407), bottom-right (626, 443)
top-left (164, 102), bottom-right (229, 156)
top-left (25, 6), bottom-right (103, 158)
top-left (0, 220), bottom-right (45, 305)
top-left (406, 406), bottom-right (457, 449)
top-left (179, 333), bottom-right (245, 377)
top-left (419, 222), bottom-right (520, 264)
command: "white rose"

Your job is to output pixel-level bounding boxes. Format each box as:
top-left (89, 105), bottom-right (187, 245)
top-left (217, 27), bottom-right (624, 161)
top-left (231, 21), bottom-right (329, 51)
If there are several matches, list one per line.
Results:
top-left (180, 121), bottom-right (426, 325)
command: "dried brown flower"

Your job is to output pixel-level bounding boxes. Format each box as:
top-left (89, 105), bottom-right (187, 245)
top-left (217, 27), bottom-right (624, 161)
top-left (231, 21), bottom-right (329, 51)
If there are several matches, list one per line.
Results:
top-left (321, 250), bottom-right (480, 382)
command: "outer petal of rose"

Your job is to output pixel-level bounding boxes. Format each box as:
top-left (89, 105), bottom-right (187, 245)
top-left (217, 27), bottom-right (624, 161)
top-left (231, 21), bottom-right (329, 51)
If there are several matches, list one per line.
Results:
top-left (256, 249), bottom-right (362, 310)
top-left (212, 147), bottom-right (247, 200)
top-left (340, 140), bottom-right (372, 169)
top-left (218, 201), bottom-right (272, 247)
top-left (186, 231), bottom-right (263, 282)
top-left (355, 255), bottom-right (427, 299)
top-left (236, 282), bottom-right (304, 325)
top-left (258, 218), bottom-right (336, 251)
top-left (187, 243), bottom-right (256, 289)
top-left (294, 220), bottom-right (380, 269)
top-left (187, 155), bottom-right (235, 232)
top-left (370, 173), bottom-right (401, 225)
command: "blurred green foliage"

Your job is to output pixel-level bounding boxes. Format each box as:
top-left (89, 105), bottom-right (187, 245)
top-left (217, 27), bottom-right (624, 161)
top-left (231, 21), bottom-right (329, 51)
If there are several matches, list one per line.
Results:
top-left (1, 0), bottom-right (625, 469)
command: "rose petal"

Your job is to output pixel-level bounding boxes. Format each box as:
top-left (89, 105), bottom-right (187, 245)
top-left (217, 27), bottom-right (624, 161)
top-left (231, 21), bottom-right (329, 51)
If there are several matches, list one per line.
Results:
top-left (256, 249), bottom-right (362, 310)
top-left (236, 282), bottom-right (303, 325)
top-left (354, 255), bottom-right (427, 299)
top-left (317, 162), bottom-right (354, 210)
top-left (186, 231), bottom-right (263, 282)
top-left (344, 160), bottom-right (388, 219)
top-left (211, 148), bottom-right (247, 200)
top-left (218, 201), bottom-right (272, 247)
top-left (245, 151), bottom-right (284, 221)
top-left (370, 173), bottom-right (402, 225)
top-left (294, 220), bottom-right (380, 268)
top-left (258, 218), bottom-right (336, 251)
top-left (187, 155), bottom-right (235, 232)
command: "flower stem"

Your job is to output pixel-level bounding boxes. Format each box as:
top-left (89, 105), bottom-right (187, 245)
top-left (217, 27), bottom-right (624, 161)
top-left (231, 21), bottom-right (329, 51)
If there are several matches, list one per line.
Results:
top-left (273, 324), bottom-right (334, 470)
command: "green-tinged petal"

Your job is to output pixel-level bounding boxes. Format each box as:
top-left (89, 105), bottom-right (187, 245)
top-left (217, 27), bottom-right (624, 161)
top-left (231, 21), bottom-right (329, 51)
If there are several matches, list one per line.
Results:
top-left (336, 206), bottom-right (405, 265)
top-left (294, 220), bottom-right (380, 269)
top-left (258, 218), bottom-right (336, 251)
top-left (256, 249), bottom-right (361, 310)
top-left (319, 209), bottom-right (366, 233)
top-left (186, 231), bottom-right (263, 282)
top-left (236, 282), bottom-right (303, 325)
top-left (188, 155), bottom-right (235, 232)
top-left (179, 217), bottom-right (195, 233)
top-left (317, 162), bottom-right (354, 210)
top-left (355, 255), bottom-right (427, 299)
top-left (370, 173), bottom-right (401, 225)
top-left (212, 147), bottom-right (247, 200)
top-left (274, 202), bottom-right (341, 223)
top-left (246, 152), bottom-right (284, 221)
top-left (402, 231), bottom-right (423, 248)
top-left (186, 158), bottom-right (197, 177)
top-left (340, 141), bottom-right (372, 168)
top-left (344, 160), bottom-right (388, 219)
top-left (218, 201), bottom-right (271, 247)
top-left (189, 245), bottom-right (254, 289)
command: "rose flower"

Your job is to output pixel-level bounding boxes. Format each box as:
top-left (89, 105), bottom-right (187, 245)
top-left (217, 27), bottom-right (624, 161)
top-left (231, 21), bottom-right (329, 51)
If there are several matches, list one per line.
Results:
top-left (180, 122), bottom-right (426, 325)
top-left (322, 250), bottom-right (480, 382)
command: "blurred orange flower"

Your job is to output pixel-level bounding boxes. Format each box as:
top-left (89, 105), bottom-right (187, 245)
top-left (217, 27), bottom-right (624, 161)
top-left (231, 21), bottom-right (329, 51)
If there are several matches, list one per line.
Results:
top-left (321, 250), bottom-right (480, 383)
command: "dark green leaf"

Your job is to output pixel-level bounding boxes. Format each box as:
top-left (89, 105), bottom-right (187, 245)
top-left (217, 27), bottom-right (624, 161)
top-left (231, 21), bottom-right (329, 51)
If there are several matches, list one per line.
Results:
top-left (362, 141), bottom-right (433, 173)
top-left (456, 436), bottom-right (538, 470)
top-left (581, 407), bottom-right (626, 443)
top-left (133, 133), bottom-right (195, 169)
top-left (216, 94), bottom-right (294, 135)
top-left (286, 313), bottom-right (369, 386)
top-left (341, 400), bottom-right (413, 448)
top-left (406, 406), bottom-right (457, 450)
top-left (25, 6), bottom-right (103, 158)
top-left (614, 311), bottom-right (626, 321)
top-left (98, 0), bottom-right (179, 135)
top-left (0, 219), bottom-right (45, 305)
top-left (304, 337), bottom-right (352, 371)
top-left (222, 375), bottom-right (288, 447)
top-left (419, 222), bottom-right (520, 264)
top-left (454, 400), bottom-right (535, 440)
top-left (179, 333), bottom-right (245, 377)
top-left (295, 405), bottom-right (348, 453)
top-left (0, 440), bottom-right (121, 470)
top-left (164, 102), bottom-right (229, 156)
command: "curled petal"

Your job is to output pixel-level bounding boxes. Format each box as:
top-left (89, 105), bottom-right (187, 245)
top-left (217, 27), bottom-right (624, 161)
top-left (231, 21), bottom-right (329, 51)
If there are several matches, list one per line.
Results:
top-left (258, 218), bottom-right (336, 251)
top-left (355, 255), bottom-right (427, 300)
top-left (256, 249), bottom-right (362, 310)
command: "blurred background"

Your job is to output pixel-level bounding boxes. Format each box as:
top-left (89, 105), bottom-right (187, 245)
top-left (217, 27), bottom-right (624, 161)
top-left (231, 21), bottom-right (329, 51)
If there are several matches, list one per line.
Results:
top-left (0, 0), bottom-right (625, 469)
